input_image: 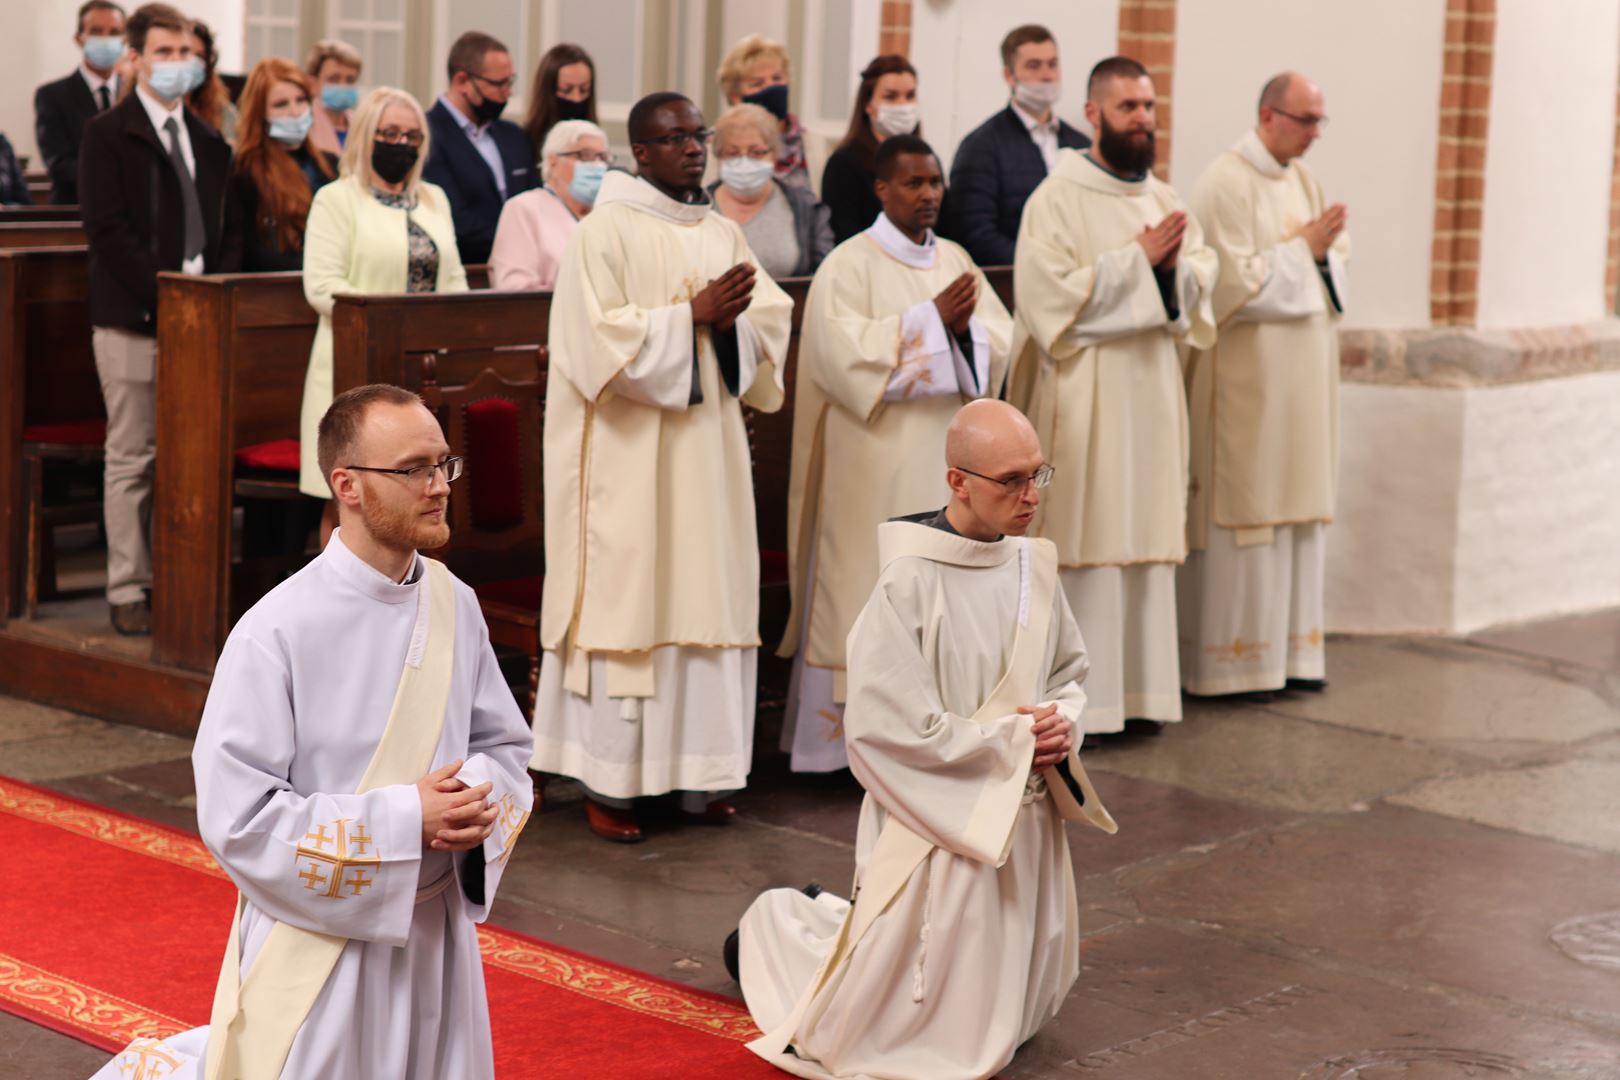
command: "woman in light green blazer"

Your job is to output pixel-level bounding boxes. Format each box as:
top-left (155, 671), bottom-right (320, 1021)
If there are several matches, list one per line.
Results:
top-left (300, 87), bottom-right (468, 525)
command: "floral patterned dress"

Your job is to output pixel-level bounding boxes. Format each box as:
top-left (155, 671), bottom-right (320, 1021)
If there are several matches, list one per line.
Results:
top-left (372, 187), bottom-right (439, 292)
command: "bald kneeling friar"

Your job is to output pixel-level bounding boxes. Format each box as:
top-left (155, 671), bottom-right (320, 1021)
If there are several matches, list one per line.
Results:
top-left (730, 400), bottom-right (1118, 1080)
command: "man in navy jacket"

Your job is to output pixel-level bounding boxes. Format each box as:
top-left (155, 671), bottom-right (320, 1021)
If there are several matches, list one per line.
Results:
top-left (423, 31), bottom-right (537, 266)
top-left (947, 24), bottom-right (1089, 268)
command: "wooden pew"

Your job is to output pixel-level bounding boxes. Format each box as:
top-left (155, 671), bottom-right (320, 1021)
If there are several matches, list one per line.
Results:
top-left (0, 246), bottom-right (96, 621)
top-left (0, 207), bottom-right (80, 224)
top-left (0, 221), bottom-right (86, 249)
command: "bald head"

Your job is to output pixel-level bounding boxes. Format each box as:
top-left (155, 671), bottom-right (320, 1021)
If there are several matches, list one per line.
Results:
top-left (946, 400), bottom-right (1038, 469)
top-left (943, 401), bottom-right (1046, 539)
top-left (1256, 71), bottom-right (1325, 163)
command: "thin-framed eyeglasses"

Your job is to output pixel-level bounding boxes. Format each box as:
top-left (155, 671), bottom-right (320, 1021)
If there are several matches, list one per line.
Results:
top-left (716, 147), bottom-right (774, 162)
top-left (954, 464), bottom-right (1055, 493)
top-left (471, 73), bottom-right (517, 93)
top-left (558, 148), bottom-right (616, 165)
top-left (1270, 107), bottom-right (1327, 128)
top-left (376, 127), bottom-right (425, 147)
top-left (633, 128), bottom-right (714, 148)
top-left (345, 456), bottom-right (464, 486)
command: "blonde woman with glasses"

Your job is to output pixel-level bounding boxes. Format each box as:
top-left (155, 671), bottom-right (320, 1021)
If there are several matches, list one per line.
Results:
top-left (300, 86), bottom-right (468, 541)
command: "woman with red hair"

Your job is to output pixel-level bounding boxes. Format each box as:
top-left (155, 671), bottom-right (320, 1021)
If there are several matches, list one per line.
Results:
top-left (231, 58), bottom-right (338, 271)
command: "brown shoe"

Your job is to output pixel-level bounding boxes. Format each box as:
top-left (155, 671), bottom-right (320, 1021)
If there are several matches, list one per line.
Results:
top-left (584, 797), bottom-right (643, 843)
top-left (110, 600), bottom-right (151, 636)
top-left (679, 799), bottom-right (737, 825)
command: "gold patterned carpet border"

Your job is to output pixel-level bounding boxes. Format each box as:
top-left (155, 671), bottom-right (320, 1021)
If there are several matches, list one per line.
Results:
top-left (0, 776), bottom-right (761, 1045)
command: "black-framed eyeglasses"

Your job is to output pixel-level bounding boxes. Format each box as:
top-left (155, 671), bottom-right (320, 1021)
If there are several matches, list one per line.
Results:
top-left (344, 456), bottom-right (464, 486)
top-left (1271, 108), bottom-right (1327, 128)
top-left (633, 128), bottom-right (714, 148)
top-left (471, 73), bottom-right (517, 93)
top-left (954, 464), bottom-right (1055, 493)
top-left (558, 148), bottom-right (616, 165)
top-left (376, 127), bottom-right (425, 147)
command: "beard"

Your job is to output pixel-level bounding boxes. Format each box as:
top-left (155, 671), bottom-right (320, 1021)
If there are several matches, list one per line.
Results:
top-left (1097, 116), bottom-right (1157, 176)
top-left (359, 485), bottom-right (450, 555)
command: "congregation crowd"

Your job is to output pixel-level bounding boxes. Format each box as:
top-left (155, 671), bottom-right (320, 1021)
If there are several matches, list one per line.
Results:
top-left (23, 2), bottom-right (1359, 1078)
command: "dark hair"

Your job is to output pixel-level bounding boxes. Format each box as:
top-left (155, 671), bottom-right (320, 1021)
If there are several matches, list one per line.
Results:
top-left (446, 30), bottom-right (508, 81)
top-left (186, 19), bottom-right (229, 130)
top-left (874, 133), bottom-right (937, 182)
top-left (837, 55), bottom-right (918, 168)
top-left (76, 0), bottom-right (125, 34)
top-left (523, 43), bottom-right (597, 152)
top-left (1087, 55), bottom-right (1149, 100)
top-left (318, 384), bottom-right (424, 483)
top-left (1000, 24), bottom-right (1054, 70)
top-left (125, 2), bottom-right (188, 55)
top-left (628, 91), bottom-right (695, 143)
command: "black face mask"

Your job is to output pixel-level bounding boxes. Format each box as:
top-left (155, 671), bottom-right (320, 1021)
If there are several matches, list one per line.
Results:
top-left (742, 83), bottom-right (790, 122)
top-left (372, 142), bottom-right (419, 184)
top-left (469, 91), bottom-right (506, 126)
top-left (556, 96), bottom-right (591, 121)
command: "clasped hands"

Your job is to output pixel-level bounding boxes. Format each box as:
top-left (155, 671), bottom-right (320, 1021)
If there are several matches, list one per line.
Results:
top-left (1296, 202), bottom-right (1348, 261)
top-left (1020, 703), bottom-right (1075, 770)
top-left (933, 272), bottom-right (978, 336)
top-left (690, 262), bottom-right (756, 332)
top-left (417, 759), bottom-right (498, 852)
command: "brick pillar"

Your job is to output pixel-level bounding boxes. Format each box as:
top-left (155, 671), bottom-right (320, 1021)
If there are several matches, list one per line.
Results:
top-left (1430, 0), bottom-right (1496, 326)
top-left (1607, 73), bottom-right (1620, 313)
top-left (1117, 0), bottom-right (1178, 181)
top-left (878, 0), bottom-right (913, 58)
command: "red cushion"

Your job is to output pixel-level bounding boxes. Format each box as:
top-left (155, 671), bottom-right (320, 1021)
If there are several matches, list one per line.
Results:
top-left (760, 549), bottom-right (789, 586)
top-left (475, 576), bottom-right (543, 610)
top-left (466, 397), bottom-right (524, 529)
top-left (22, 419), bottom-right (107, 446)
top-left (235, 438), bottom-right (301, 472)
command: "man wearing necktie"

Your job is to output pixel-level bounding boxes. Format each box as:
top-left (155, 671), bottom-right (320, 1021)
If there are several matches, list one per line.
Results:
top-left (33, 0), bottom-right (128, 205)
top-left (78, 1), bottom-right (241, 636)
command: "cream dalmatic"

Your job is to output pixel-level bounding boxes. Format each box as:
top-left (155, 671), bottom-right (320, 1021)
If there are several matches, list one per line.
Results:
top-left (777, 214), bottom-right (1012, 773)
top-left (740, 517), bottom-right (1115, 1080)
top-left (89, 533), bottom-right (535, 1080)
top-left (531, 171), bottom-right (793, 800)
top-left (1179, 130), bottom-right (1349, 694)
top-left (1008, 149), bottom-right (1217, 733)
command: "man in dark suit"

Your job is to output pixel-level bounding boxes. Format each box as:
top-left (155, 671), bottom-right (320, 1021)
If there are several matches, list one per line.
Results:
top-left (78, 1), bottom-right (241, 635)
top-left (34, 0), bottom-right (128, 205)
top-left (423, 31), bottom-right (538, 265)
top-left (947, 24), bottom-right (1090, 268)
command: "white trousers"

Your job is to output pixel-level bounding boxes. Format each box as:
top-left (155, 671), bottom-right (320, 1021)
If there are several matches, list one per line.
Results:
top-left (1059, 563), bottom-right (1182, 733)
top-left (1177, 522), bottom-right (1327, 695)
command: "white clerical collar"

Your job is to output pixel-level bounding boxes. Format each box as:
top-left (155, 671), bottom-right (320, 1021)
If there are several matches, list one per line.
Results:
top-left (877, 519), bottom-right (1022, 572)
top-left (1236, 129), bottom-right (1289, 179)
top-left (325, 527), bottom-right (424, 604)
top-left (598, 170), bottom-right (713, 225)
top-left (1054, 147), bottom-right (1149, 197)
top-left (865, 211), bottom-right (937, 269)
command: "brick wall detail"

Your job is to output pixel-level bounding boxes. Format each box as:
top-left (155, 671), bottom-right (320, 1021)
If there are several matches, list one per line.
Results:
top-left (1431, 0), bottom-right (1495, 326)
top-left (1117, 0), bottom-right (1177, 180)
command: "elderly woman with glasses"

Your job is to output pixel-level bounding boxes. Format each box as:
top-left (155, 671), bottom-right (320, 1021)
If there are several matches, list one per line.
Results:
top-left (705, 104), bottom-right (831, 280)
top-left (489, 118), bottom-right (610, 291)
top-left (299, 86), bottom-right (468, 542)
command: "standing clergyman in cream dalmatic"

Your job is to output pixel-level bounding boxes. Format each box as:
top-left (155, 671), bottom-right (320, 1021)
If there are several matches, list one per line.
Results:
top-left (89, 384), bottom-right (535, 1080)
top-left (778, 133), bottom-right (1012, 775)
top-left (1179, 72), bottom-right (1349, 698)
top-left (733, 400), bottom-right (1117, 1080)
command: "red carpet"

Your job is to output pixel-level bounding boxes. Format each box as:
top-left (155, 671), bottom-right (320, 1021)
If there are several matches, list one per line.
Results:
top-left (0, 775), bottom-right (780, 1078)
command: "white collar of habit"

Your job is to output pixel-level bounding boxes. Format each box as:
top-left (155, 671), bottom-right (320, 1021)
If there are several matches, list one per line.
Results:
top-left (865, 210), bottom-right (937, 270)
top-left (598, 170), bottom-right (714, 225)
top-left (1236, 129), bottom-right (1289, 179)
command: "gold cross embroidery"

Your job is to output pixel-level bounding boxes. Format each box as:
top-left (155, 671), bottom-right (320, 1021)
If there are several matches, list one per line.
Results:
top-left (818, 708), bottom-right (845, 743)
top-left (294, 817), bottom-right (382, 899)
top-left (117, 1038), bottom-right (183, 1079)
top-left (493, 794), bottom-right (531, 867)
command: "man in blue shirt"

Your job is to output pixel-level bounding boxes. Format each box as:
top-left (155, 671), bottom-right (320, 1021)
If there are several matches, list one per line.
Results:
top-left (424, 31), bottom-right (538, 265)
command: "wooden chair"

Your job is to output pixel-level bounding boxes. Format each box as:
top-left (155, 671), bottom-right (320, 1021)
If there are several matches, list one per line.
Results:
top-left (415, 347), bottom-right (547, 714)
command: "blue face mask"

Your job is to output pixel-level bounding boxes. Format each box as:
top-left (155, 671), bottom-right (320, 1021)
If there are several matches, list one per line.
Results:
top-left (268, 109), bottom-right (314, 146)
top-left (83, 35), bottom-right (125, 71)
top-left (183, 55), bottom-right (208, 93)
top-left (147, 60), bottom-right (192, 101)
top-left (567, 161), bottom-right (607, 207)
top-left (321, 84), bottom-right (359, 112)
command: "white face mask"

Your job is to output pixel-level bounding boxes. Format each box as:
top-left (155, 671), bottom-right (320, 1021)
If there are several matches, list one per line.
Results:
top-left (720, 156), bottom-right (774, 198)
top-left (1013, 79), bottom-right (1062, 113)
top-left (872, 103), bottom-right (920, 139)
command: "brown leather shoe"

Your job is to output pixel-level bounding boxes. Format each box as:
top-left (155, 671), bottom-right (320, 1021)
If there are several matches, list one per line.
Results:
top-left (110, 600), bottom-right (151, 637)
top-left (584, 797), bottom-right (643, 843)
top-left (679, 800), bottom-right (737, 825)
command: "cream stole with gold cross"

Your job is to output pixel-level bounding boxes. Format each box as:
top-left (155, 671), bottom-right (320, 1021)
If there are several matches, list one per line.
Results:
top-left (202, 558), bottom-right (457, 1080)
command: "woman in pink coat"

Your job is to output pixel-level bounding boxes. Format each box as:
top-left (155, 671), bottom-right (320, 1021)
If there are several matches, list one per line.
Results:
top-left (489, 119), bottom-right (609, 291)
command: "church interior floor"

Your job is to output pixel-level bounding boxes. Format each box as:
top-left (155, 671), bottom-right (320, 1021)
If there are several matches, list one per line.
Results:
top-left (4, 612), bottom-right (1619, 1079)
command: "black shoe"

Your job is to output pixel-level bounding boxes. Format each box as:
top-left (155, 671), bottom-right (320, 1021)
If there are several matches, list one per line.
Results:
top-left (1287, 678), bottom-right (1328, 693)
top-left (802, 883), bottom-right (824, 900)
top-left (723, 928), bottom-right (740, 983)
top-left (1125, 719), bottom-right (1166, 736)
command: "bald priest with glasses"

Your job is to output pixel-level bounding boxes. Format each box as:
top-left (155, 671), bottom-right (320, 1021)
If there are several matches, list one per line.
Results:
top-left (92, 384), bottom-right (535, 1080)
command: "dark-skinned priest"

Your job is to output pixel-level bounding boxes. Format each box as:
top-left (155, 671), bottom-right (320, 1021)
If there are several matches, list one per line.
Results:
top-left (732, 399), bottom-right (1116, 1080)
top-left (530, 92), bottom-right (794, 843)
top-left (777, 134), bottom-right (1012, 774)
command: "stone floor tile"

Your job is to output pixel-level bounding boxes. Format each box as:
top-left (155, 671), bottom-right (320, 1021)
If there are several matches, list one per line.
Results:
top-left (0, 1010), bottom-right (112, 1079)
top-left (1471, 608), bottom-right (1620, 674)
top-left (0, 699), bottom-right (97, 745)
top-left (1, 725), bottom-right (191, 783)
top-left (1388, 755), bottom-right (1620, 854)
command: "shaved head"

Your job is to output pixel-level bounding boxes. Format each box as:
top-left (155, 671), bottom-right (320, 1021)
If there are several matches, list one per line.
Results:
top-left (1256, 71), bottom-right (1325, 163)
top-left (946, 399), bottom-right (1038, 470)
top-left (944, 401), bottom-right (1046, 539)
